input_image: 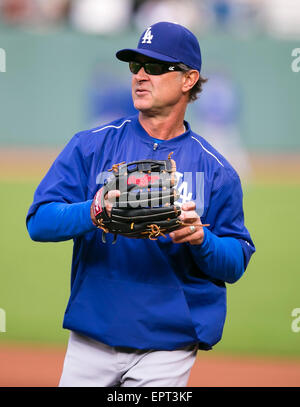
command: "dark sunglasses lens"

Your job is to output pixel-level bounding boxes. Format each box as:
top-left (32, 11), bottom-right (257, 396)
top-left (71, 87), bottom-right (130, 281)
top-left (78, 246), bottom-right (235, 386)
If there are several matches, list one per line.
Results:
top-left (129, 61), bottom-right (141, 74)
top-left (129, 61), bottom-right (177, 75)
top-left (144, 63), bottom-right (165, 75)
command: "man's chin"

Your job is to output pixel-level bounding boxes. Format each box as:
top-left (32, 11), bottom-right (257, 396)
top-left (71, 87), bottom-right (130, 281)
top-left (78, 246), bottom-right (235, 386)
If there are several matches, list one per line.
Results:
top-left (134, 102), bottom-right (152, 113)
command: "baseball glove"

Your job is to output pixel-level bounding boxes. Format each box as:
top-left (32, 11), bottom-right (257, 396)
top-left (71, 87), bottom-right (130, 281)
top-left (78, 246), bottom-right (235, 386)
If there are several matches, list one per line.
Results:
top-left (91, 153), bottom-right (182, 243)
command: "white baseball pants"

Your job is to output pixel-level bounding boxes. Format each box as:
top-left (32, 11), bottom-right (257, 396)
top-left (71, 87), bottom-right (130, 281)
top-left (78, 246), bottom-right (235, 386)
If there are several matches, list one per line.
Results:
top-left (59, 331), bottom-right (198, 387)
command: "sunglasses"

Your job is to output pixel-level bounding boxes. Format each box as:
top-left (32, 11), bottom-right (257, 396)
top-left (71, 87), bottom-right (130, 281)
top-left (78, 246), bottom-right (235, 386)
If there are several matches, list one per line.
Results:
top-left (129, 61), bottom-right (183, 75)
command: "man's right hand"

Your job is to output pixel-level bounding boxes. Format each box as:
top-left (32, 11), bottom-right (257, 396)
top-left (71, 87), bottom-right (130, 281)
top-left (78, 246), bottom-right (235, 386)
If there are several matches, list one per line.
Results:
top-left (90, 187), bottom-right (120, 225)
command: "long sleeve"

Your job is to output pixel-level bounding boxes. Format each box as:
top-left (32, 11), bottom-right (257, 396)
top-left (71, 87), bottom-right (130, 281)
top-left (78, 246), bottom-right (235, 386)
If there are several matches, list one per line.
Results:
top-left (187, 163), bottom-right (255, 284)
top-left (27, 200), bottom-right (95, 242)
top-left (190, 228), bottom-right (245, 284)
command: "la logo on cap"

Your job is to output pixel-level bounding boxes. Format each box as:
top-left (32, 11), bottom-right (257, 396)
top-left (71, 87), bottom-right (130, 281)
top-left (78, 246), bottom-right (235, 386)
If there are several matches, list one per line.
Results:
top-left (141, 27), bottom-right (153, 44)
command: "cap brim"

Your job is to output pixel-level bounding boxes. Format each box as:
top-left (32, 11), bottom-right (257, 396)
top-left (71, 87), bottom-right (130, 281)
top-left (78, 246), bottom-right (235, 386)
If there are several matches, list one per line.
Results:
top-left (116, 48), bottom-right (180, 64)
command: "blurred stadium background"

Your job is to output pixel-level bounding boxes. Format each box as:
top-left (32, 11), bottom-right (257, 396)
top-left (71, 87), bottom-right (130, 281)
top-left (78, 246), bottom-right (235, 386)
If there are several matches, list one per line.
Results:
top-left (0, 0), bottom-right (300, 387)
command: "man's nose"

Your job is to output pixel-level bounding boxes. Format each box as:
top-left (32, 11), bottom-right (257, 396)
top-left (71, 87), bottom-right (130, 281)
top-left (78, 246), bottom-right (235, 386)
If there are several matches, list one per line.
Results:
top-left (135, 66), bottom-right (149, 80)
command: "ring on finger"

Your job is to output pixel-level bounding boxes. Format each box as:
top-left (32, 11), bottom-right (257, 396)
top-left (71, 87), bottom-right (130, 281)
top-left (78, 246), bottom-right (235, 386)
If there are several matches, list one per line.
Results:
top-left (189, 225), bottom-right (196, 234)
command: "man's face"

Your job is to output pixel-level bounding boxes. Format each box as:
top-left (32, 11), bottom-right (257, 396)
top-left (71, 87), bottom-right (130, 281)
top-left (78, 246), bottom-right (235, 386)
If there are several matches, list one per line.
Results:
top-left (131, 56), bottom-right (185, 115)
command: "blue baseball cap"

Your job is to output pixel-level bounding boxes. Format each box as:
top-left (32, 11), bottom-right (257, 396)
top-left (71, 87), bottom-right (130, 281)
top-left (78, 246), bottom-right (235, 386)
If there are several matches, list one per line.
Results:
top-left (116, 21), bottom-right (202, 72)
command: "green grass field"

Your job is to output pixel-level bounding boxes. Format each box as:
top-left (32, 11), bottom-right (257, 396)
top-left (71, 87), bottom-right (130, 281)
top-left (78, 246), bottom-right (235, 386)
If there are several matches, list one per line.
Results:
top-left (0, 180), bottom-right (300, 358)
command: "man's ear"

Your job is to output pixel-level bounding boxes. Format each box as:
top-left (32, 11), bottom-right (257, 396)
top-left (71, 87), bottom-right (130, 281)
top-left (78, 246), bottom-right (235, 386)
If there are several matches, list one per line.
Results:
top-left (182, 70), bottom-right (199, 93)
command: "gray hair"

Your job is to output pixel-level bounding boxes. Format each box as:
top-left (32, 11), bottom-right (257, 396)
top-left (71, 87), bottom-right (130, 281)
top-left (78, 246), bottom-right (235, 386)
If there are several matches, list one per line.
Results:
top-left (177, 63), bottom-right (208, 103)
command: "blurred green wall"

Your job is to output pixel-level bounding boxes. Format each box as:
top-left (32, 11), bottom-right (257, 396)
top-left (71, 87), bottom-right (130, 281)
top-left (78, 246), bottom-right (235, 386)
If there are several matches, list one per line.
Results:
top-left (0, 24), bottom-right (299, 151)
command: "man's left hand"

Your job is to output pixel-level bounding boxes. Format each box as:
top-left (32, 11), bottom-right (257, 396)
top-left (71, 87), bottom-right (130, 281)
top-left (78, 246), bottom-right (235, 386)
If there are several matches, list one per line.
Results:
top-left (169, 201), bottom-right (205, 245)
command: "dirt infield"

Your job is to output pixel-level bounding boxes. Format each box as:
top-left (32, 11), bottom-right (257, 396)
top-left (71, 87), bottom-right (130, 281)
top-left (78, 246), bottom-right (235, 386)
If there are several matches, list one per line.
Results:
top-left (0, 344), bottom-right (300, 387)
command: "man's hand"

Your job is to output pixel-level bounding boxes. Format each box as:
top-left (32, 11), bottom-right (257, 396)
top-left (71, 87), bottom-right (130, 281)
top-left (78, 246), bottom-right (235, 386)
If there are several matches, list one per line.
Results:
top-left (169, 201), bottom-right (205, 245)
top-left (90, 188), bottom-right (120, 225)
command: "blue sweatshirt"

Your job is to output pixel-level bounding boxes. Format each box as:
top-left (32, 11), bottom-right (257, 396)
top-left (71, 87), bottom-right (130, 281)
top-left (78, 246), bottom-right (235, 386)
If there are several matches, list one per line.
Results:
top-left (26, 114), bottom-right (255, 351)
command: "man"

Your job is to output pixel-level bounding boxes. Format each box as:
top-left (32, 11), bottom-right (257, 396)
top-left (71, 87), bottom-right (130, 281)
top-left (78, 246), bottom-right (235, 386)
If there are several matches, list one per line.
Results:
top-left (26, 21), bottom-right (255, 387)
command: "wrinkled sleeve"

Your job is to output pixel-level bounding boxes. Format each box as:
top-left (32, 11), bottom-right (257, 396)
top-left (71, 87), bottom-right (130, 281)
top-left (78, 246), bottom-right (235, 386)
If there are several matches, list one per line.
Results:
top-left (26, 132), bottom-right (91, 227)
top-left (190, 169), bottom-right (256, 283)
top-left (27, 201), bottom-right (95, 242)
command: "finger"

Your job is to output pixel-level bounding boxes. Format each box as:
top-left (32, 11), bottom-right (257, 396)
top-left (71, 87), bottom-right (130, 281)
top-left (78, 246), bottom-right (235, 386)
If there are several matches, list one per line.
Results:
top-left (105, 190), bottom-right (121, 216)
top-left (106, 190), bottom-right (121, 202)
top-left (171, 228), bottom-right (203, 244)
top-left (170, 225), bottom-right (196, 241)
top-left (181, 201), bottom-right (196, 211)
top-left (179, 210), bottom-right (199, 223)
